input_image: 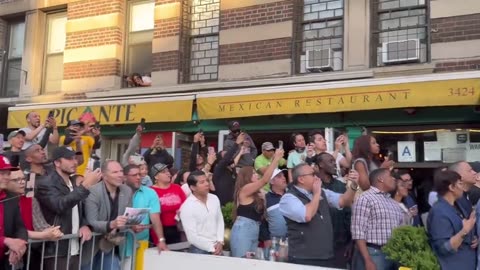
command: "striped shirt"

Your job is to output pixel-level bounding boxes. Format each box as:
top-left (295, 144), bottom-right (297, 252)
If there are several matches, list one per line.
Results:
top-left (351, 186), bottom-right (404, 246)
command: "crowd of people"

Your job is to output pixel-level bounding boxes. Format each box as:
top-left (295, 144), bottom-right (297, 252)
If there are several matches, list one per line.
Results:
top-left (0, 113), bottom-right (479, 270)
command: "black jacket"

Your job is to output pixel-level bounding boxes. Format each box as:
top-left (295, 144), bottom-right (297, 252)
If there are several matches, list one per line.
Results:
top-left (143, 148), bottom-right (174, 171)
top-left (0, 192), bottom-right (28, 270)
top-left (34, 171), bottom-right (90, 257)
top-left (213, 143), bottom-right (238, 206)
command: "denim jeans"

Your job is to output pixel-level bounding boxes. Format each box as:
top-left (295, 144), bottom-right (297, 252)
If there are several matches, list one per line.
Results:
top-left (230, 216), bottom-right (260, 258)
top-left (189, 245), bottom-right (212, 255)
top-left (352, 246), bottom-right (397, 270)
top-left (81, 250), bottom-right (120, 270)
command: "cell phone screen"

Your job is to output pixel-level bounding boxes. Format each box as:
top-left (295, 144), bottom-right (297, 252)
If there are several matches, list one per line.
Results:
top-left (278, 140), bottom-right (284, 150)
top-left (140, 118), bottom-right (146, 129)
top-left (208, 146), bottom-right (215, 155)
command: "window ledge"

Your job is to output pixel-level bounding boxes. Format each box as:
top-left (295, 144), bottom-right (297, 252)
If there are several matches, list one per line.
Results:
top-left (373, 63), bottom-right (436, 77)
top-left (86, 69), bottom-right (374, 99)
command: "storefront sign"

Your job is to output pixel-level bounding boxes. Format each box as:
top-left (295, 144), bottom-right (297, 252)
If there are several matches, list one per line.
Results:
top-left (398, 141), bottom-right (416, 162)
top-left (8, 99), bottom-right (193, 128)
top-left (197, 78), bottom-right (480, 119)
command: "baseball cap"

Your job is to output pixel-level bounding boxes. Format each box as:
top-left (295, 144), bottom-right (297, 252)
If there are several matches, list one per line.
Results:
top-left (67, 120), bottom-right (85, 127)
top-left (7, 130), bottom-right (26, 140)
top-left (470, 162), bottom-right (480, 173)
top-left (150, 163), bottom-right (168, 177)
top-left (228, 121), bottom-right (241, 131)
top-left (261, 142), bottom-right (275, 151)
top-left (51, 146), bottom-right (76, 161)
top-left (0, 155), bottom-right (19, 171)
top-left (270, 168), bottom-right (286, 183)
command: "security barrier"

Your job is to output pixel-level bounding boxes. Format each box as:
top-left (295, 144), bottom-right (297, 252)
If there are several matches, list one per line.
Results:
top-left (9, 230), bottom-right (137, 270)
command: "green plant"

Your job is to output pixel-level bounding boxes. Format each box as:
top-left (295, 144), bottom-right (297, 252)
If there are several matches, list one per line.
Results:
top-left (383, 226), bottom-right (440, 270)
top-left (221, 202), bottom-right (234, 228)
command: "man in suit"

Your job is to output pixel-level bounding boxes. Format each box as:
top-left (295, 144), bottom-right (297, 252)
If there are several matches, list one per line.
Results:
top-left (35, 147), bottom-right (102, 270)
top-left (0, 155), bottom-right (28, 270)
top-left (83, 160), bottom-right (132, 270)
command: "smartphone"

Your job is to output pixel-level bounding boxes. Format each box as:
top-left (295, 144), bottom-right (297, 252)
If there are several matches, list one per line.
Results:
top-left (140, 118), bottom-right (146, 129)
top-left (94, 121), bottom-right (100, 129)
top-left (130, 155), bottom-right (144, 165)
top-left (47, 110), bottom-right (54, 118)
top-left (198, 128), bottom-right (203, 134)
top-left (208, 146), bottom-right (215, 155)
top-left (278, 140), bottom-right (284, 150)
top-left (25, 172), bottom-right (36, 198)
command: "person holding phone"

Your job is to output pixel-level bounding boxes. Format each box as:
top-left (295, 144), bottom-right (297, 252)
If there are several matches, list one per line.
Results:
top-left (223, 121), bottom-right (257, 167)
top-left (21, 111), bottom-right (59, 152)
top-left (428, 170), bottom-right (477, 270)
top-left (59, 120), bottom-right (95, 176)
top-left (254, 142), bottom-right (286, 184)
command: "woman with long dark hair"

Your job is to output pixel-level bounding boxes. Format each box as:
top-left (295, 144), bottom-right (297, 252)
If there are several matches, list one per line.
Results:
top-left (352, 135), bottom-right (393, 190)
top-left (230, 148), bottom-right (284, 258)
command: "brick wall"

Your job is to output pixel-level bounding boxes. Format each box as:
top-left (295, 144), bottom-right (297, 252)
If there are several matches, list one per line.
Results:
top-left (64, 59), bottom-right (121, 80)
top-left (152, 51), bottom-right (179, 72)
top-left (65, 27), bottom-right (122, 49)
top-left (435, 59), bottom-right (480, 73)
top-left (220, 37), bottom-right (291, 65)
top-left (68, 0), bottom-right (123, 20)
top-left (431, 13), bottom-right (480, 43)
top-left (220, 0), bottom-right (293, 30)
top-left (153, 17), bottom-right (180, 39)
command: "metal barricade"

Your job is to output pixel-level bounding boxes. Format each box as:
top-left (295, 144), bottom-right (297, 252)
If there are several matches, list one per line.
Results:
top-left (10, 230), bottom-right (138, 270)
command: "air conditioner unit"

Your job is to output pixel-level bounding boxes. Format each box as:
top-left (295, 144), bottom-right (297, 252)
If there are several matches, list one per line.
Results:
top-left (382, 39), bottom-right (420, 64)
top-left (305, 49), bottom-right (334, 72)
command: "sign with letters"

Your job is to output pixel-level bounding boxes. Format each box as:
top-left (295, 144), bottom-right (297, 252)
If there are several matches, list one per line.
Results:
top-left (7, 99), bottom-right (193, 128)
top-left (197, 78), bottom-right (480, 119)
top-left (398, 141), bottom-right (416, 162)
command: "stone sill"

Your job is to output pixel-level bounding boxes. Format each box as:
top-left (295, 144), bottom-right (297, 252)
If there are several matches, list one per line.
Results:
top-left (373, 63), bottom-right (436, 77)
top-left (86, 70), bottom-right (375, 99)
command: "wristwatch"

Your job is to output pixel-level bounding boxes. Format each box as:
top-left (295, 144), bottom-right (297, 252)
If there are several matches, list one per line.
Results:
top-left (159, 237), bottom-right (166, 243)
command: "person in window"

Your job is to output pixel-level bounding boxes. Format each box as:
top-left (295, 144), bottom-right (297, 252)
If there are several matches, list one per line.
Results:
top-left (352, 135), bottom-right (393, 191)
top-left (428, 170), bottom-right (477, 270)
top-left (126, 73), bottom-right (152, 87)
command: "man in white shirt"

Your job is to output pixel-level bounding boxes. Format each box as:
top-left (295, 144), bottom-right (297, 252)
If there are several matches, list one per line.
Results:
top-left (21, 111), bottom-right (59, 150)
top-left (180, 171), bottom-right (224, 255)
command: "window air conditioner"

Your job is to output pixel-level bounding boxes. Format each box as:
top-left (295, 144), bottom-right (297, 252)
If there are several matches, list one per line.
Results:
top-left (305, 48), bottom-right (334, 72)
top-left (382, 39), bottom-right (420, 64)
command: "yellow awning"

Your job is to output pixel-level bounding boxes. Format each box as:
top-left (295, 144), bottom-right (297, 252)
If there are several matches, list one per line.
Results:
top-left (197, 77), bottom-right (480, 120)
top-left (8, 95), bottom-right (194, 128)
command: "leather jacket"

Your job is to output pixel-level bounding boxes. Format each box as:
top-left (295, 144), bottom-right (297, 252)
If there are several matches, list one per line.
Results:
top-left (35, 170), bottom-right (90, 257)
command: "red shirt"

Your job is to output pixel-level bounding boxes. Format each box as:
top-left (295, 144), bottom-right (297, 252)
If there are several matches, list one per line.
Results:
top-left (151, 184), bottom-right (186, 226)
top-left (150, 184), bottom-right (186, 245)
top-left (19, 196), bottom-right (33, 231)
top-left (0, 191), bottom-right (7, 260)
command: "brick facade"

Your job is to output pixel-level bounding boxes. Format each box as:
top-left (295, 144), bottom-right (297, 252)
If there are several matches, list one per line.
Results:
top-left (434, 59), bottom-right (480, 73)
top-left (153, 17), bottom-right (180, 39)
top-left (65, 27), bottom-right (122, 49)
top-left (219, 37), bottom-right (292, 65)
top-left (67, 0), bottom-right (123, 20)
top-left (64, 59), bottom-right (121, 80)
top-left (431, 13), bottom-right (480, 43)
top-left (152, 51), bottom-right (179, 72)
top-left (220, 0), bottom-right (293, 30)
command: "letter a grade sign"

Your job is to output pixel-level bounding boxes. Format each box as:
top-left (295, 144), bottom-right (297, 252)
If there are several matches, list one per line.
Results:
top-left (397, 141), bottom-right (416, 162)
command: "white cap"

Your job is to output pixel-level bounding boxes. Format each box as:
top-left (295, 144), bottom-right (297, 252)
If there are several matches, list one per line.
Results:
top-left (270, 168), bottom-right (286, 183)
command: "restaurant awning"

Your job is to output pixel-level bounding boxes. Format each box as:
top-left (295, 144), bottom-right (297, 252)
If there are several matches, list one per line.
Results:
top-left (8, 95), bottom-right (194, 129)
top-left (196, 71), bottom-right (480, 120)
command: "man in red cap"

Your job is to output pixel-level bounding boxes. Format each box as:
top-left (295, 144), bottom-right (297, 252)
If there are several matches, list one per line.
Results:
top-left (0, 155), bottom-right (28, 269)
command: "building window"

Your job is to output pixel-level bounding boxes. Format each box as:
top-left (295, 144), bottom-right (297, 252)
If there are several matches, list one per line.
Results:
top-left (126, 0), bottom-right (154, 78)
top-left (188, 0), bottom-right (219, 82)
top-left (296, 0), bottom-right (344, 74)
top-left (371, 0), bottom-right (429, 67)
top-left (43, 12), bottom-right (67, 93)
top-left (1, 21), bottom-right (25, 97)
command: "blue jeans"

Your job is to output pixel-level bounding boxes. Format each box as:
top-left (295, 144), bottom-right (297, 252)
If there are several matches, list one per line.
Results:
top-left (353, 246), bottom-right (397, 270)
top-left (81, 249), bottom-right (120, 270)
top-left (230, 216), bottom-right (260, 258)
top-left (189, 245), bottom-right (211, 255)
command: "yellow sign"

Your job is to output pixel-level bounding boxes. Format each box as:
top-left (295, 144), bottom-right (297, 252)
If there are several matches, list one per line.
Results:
top-left (8, 100), bottom-right (193, 128)
top-left (197, 78), bottom-right (480, 119)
